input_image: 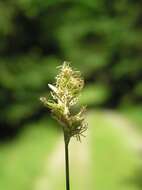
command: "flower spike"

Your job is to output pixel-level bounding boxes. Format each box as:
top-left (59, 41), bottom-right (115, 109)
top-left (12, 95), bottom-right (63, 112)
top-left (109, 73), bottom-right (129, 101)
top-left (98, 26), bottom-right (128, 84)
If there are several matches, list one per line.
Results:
top-left (40, 62), bottom-right (87, 142)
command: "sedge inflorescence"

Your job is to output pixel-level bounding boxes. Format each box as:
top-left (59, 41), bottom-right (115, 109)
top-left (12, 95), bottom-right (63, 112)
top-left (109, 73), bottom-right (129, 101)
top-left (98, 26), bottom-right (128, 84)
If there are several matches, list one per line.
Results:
top-left (40, 62), bottom-right (87, 142)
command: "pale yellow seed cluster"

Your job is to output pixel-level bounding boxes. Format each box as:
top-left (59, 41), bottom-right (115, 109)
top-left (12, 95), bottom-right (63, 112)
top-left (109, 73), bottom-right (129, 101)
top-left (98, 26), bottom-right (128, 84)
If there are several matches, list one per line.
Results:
top-left (40, 62), bottom-right (87, 141)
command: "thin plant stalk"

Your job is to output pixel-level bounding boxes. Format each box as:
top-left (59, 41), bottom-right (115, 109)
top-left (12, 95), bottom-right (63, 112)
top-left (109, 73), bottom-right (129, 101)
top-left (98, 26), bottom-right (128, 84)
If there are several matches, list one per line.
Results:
top-left (40, 62), bottom-right (87, 190)
top-left (64, 133), bottom-right (70, 190)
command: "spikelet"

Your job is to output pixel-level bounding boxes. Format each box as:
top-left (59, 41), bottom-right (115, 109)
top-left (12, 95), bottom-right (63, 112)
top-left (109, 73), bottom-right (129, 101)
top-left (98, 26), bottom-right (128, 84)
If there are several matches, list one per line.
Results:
top-left (40, 62), bottom-right (87, 142)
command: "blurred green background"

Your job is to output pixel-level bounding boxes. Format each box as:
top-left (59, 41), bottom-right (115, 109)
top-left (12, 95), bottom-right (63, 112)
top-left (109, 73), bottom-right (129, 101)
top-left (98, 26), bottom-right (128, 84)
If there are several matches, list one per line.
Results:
top-left (0, 0), bottom-right (142, 190)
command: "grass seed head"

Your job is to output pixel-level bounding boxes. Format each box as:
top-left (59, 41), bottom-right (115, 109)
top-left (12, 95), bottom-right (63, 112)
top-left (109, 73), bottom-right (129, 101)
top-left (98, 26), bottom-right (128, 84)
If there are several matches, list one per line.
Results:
top-left (40, 61), bottom-right (87, 141)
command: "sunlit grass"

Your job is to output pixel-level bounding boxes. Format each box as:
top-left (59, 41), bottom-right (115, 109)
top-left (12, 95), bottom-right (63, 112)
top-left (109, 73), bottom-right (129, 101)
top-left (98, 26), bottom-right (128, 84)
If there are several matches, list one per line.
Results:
top-left (0, 118), bottom-right (59, 190)
top-left (0, 111), bottom-right (141, 190)
top-left (89, 111), bottom-right (141, 190)
top-left (120, 105), bottom-right (142, 132)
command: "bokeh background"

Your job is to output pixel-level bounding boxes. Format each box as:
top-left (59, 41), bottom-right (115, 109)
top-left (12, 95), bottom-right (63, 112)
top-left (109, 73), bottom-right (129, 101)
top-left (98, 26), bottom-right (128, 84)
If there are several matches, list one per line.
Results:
top-left (0, 1), bottom-right (142, 190)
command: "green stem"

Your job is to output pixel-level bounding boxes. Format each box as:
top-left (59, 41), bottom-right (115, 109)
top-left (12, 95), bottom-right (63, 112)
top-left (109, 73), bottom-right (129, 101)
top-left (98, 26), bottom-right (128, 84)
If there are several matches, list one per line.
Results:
top-left (64, 133), bottom-right (70, 190)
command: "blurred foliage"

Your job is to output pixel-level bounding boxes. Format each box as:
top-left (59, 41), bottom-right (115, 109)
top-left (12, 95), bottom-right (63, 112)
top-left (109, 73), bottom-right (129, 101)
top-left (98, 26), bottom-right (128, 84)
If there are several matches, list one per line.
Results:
top-left (0, 0), bottom-right (141, 131)
top-left (79, 84), bottom-right (110, 106)
top-left (120, 105), bottom-right (142, 132)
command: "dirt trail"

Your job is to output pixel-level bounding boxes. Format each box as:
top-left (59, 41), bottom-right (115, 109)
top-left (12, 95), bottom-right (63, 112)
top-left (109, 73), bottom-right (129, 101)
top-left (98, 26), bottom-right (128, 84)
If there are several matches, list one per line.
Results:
top-left (34, 139), bottom-right (64, 190)
top-left (104, 111), bottom-right (142, 152)
top-left (34, 129), bottom-right (90, 190)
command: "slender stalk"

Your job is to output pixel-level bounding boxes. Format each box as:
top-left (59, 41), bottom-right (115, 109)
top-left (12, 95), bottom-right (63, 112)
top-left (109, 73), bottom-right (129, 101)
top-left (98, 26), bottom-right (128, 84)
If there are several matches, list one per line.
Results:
top-left (64, 133), bottom-right (70, 190)
top-left (40, 63), bottom-right (87, 190)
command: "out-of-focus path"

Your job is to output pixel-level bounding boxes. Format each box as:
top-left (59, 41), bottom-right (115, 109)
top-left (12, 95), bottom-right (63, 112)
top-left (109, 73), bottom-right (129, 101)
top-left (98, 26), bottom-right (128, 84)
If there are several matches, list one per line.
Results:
top-left (34, 111), bottom-right (142, 190)
top-left (34, 128), bottom-right (90, 190)
top-left (104, 111), bottom-right (142, 152)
